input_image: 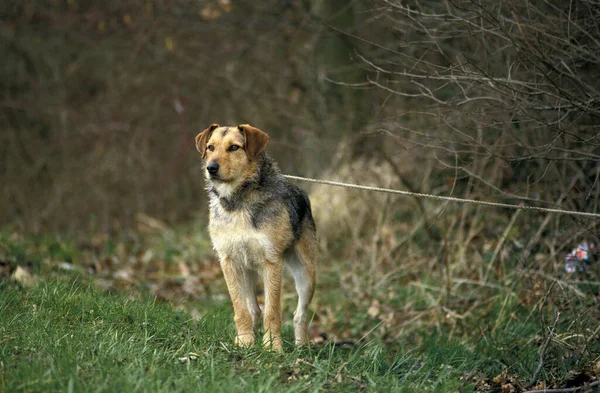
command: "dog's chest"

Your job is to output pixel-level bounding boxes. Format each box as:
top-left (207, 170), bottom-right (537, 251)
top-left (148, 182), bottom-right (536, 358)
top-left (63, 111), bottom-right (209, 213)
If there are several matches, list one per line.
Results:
top-left (208, 198), bottom-right (277, 267)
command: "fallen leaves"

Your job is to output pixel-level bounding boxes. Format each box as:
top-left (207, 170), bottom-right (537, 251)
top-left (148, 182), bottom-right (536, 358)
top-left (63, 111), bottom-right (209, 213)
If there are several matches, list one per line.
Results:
top-left (529, 381), bottom-right (547, 391)
top-left (367, 299), bottom-right (380, 318)
top-left (0, 226), bottom-right (221, 307)
top-left (79, 243), bottom-right (221, 305)
top-left (474, 364), bottom-right (600, 393)
top-left (474, 369), bottom-right (522, 393)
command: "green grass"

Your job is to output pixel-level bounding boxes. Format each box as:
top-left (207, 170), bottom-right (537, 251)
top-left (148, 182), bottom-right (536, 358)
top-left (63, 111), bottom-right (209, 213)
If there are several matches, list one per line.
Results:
top-left (0, 279), bottom-right (499, 393)
top-left (1, 230), bottom-right (599, 392)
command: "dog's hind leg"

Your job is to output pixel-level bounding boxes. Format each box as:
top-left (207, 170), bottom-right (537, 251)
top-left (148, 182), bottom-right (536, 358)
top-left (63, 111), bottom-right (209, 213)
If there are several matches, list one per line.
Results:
top-left (289, 230), bottom-right (317, 346)
top-left (241, 268), bottom-right (261, 328)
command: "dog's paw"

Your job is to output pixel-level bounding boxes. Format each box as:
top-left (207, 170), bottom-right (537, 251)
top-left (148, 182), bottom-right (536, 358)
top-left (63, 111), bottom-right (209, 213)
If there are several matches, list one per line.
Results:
top-left (234, 334), bottom-right (255, 348)
top-left (294, 336), bottom-right (309, 346)
top-left (262, 333), bottom-right (283, 352)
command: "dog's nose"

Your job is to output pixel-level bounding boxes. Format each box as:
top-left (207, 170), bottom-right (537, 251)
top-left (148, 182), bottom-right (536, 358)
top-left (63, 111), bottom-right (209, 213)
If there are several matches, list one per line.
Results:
top-left (207, 162), bottom-right (219, 174)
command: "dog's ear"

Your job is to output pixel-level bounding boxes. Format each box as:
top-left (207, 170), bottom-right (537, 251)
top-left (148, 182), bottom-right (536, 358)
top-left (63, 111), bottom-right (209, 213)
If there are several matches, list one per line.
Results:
top-left (238, 124), bottom-right (269, 160)
top-left (195, 124), bottom-right (219, 158)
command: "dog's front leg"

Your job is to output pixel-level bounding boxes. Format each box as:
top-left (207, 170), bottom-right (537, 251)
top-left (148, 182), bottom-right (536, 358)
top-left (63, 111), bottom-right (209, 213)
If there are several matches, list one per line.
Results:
top-left (220, 256), bottom-right (255, 347)
top-left (262, 258), bottom-right (284, 352)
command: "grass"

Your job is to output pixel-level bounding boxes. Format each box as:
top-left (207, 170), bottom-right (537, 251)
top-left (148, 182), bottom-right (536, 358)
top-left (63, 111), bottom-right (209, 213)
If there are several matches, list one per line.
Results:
top-left (2, 279), bottom-right (486, 393)
top-left (1, 229), bottom-right (599, 392)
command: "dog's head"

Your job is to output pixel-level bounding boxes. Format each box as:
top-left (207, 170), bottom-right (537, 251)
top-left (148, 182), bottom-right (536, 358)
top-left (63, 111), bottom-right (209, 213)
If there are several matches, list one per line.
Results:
top-left (195, 124), bottom-right (270, 185)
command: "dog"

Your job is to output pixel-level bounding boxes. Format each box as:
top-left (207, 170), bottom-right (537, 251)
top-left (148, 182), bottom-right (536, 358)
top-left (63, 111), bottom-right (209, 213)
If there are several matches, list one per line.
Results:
top-left (195, 123), bottom-right (317, 351)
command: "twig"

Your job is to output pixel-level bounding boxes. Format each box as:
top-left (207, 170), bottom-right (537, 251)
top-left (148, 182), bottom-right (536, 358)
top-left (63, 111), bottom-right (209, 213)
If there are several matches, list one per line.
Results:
top-left (483, 207), bottom-right (522, 282)
top-left (582, 324), bottom-right (600, 356)
top-left (521, 174), bottom-right (581, 263)
top-left (452, 278), bottom-right (506, 291)
top-left (530, 311), bottom-right (561, 385)
top-left (587, 324), bottom-right (600, 344)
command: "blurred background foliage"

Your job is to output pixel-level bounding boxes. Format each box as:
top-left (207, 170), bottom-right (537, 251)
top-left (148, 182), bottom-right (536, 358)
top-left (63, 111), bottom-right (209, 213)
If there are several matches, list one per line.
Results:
top-left (2, 0), bottom-right (600, 284)
top-left (0, 0), bottom-right (380, 232)
top-left (2, 0), bottom-right (599, 235)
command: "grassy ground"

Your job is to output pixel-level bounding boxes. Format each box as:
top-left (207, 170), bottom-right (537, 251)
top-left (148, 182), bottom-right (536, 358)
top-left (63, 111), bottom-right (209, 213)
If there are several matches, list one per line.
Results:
top-left (2, 278), bottom-right (482, 393)
top-left (1, 229), bottom-right (599, 392)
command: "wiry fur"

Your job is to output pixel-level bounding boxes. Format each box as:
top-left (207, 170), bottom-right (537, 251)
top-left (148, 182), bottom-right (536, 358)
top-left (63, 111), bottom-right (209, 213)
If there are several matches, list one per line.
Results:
top-left (196, 124), bottom-right (317, 351)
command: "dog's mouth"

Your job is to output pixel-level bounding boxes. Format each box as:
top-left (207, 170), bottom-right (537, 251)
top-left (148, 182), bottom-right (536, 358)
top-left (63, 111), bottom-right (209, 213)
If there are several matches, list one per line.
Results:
top-left (207, 173), bottom-right (230, 183)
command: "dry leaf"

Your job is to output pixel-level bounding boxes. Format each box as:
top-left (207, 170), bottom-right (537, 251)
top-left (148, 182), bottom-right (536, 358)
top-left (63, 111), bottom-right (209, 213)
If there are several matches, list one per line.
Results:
top-left (531, 381), bottom-right (547, 391)
top-left (367, 300), bottom-right (381, 318)
top-left (492, 369), bottom-right (508, 384)
top-left (501, 383), bottom-right (515, 393)
top-left (592, 361), bottom-right (600, 375)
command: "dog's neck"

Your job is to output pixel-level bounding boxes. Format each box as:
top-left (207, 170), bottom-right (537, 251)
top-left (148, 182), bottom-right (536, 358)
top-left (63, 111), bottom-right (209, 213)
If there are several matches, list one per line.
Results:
top-left (210, 181), bottom-right (241, 199)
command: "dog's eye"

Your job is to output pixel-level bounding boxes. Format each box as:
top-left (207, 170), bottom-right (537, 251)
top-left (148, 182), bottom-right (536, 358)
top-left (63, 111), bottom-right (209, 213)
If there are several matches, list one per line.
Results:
top-left (207, 145), bottom-right (215, 152)
top-left (228, 145), bottom-right (240, 152)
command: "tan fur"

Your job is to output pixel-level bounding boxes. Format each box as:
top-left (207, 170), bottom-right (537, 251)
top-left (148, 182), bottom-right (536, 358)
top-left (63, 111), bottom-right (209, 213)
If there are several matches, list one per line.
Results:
top-left (196, 124), bottom-right (317, 352)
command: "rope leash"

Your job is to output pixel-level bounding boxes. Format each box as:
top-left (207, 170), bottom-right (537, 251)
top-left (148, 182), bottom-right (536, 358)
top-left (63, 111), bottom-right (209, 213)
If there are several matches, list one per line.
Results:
top-left (283, 174), bottom-right (600, 219)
